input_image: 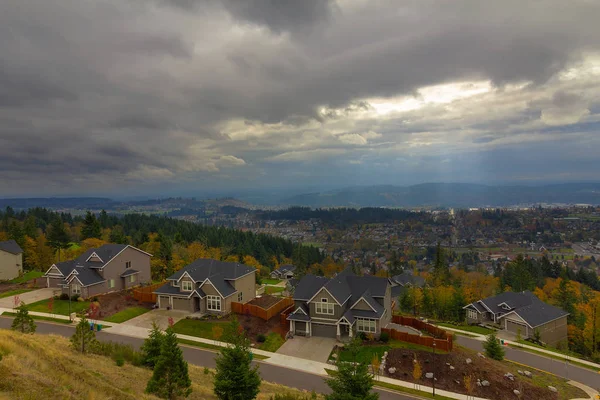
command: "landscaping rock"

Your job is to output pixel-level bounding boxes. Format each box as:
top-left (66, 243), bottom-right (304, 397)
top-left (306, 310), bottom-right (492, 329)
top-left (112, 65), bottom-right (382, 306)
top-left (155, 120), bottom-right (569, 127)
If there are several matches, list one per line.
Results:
top-left (513, 390), bottom-right (520, 396)
top-left (454, 380), bottom-right (461, 385)
top-left (331, 353), bottom-right (337, 359)
top-left (504, 373), bottom-right (515, 381)
top-left (425, 373), bottom-right (434, 379)
top-left (477, 352), bottom-right (485, 358)
top-left (446, 362), bottom-right (451, 366)
top-left (481, 380), bottom-right (490, 387)
top-left (465, 358), bottom-right (472, 364)
top-left (548, 386), bottom-right (558, 393)
top-left (524, 371), bottom-right (532, 378)
top-left (517, 370), bottom-right (524, 375)
top-left (449, 366), bottom-right (455, 370)
top-left (388, 367), bottom-right (396, 374)
top-left (476, 381), bottom-right (482, 387)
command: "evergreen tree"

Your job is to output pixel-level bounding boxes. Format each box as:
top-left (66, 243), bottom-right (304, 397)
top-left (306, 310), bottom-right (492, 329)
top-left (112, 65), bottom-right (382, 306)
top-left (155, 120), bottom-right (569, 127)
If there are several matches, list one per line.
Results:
top-left (71, 316), bottom-right (99, 353)
top-left (47, 216), bottom-right (71, 262)
top-left (556, 269), bottom-right (577, 322)
top-left (81, 211), bottom-right (102, 240)
top-left (432, 243), bottom-right (450, 285)
top-left (140, 322), bottom-right (165, 368)
top-left (213, 318), bottom-right (261, 400)
top-left (325, 339), bottom-right (379, 400)
top-left (98, 209), bottom-right (110, 229)
top-left (11, 302), bottom-right (36, 334)
top-left (483, 332), bottom-right (505, 361)
top-left (7, 220), bottom-right (25, 249)
top-left (109, 225), bottom-right (128, 244)
top-left (146, 327), bottom-right (192, 399)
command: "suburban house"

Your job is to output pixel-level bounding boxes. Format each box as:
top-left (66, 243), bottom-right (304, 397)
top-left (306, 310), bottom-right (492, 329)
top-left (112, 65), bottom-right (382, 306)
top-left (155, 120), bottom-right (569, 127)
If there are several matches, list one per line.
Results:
top-left (154, 258), bottom-right (256, 314)
top-left (0, 240), bottom-right (23, 281)
top-left (44, 244), bottom-right (152, 298)
top-left (464, 291), bottom-right (569, 345)
top-left (287, 267), bottom-right (392, 340)
top-left (390, 271), bottom-right (426, 301)
top-left (270, 264), bottom-right (296, 279)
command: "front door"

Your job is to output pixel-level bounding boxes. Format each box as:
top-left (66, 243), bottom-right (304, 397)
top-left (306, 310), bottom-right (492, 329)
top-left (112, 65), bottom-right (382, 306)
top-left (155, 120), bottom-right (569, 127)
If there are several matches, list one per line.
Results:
top-left (194, 297), bottom-right (201, 312)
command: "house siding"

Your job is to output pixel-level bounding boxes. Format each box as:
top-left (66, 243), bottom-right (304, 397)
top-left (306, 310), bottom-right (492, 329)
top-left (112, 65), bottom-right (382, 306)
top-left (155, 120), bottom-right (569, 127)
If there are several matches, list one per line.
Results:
top-left (352, 298), bottom-right (373, 311)
top-left (232, 271), bottom-right (255, 304)
top-left (0, 250), bottom-right (22, 281)
top-left (101, 247), bottom-right (151, 291)
top-left (308, 288), bottom-right (343, 320)
top-left (200, 282), bottom-right (230, 314)
top-left (536, 316), bottom-right (568, 345)
top-left (381, 285), bottom-right (392, 327)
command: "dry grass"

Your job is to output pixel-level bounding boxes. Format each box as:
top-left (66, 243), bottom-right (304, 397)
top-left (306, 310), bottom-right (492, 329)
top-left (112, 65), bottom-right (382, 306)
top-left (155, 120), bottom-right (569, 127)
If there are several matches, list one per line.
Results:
top-left (0, 330), bottom-right (321, 400)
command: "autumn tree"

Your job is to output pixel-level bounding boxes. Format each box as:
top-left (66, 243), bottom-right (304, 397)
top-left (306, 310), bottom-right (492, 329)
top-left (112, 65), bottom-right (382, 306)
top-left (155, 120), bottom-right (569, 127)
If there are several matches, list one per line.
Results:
top-left (412, 358), bottom-right (422, 390)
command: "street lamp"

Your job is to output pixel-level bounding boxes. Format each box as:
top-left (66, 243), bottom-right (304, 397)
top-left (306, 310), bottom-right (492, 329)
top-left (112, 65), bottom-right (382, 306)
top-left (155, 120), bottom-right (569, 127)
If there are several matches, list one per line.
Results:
top-left (432, 341), bottom-right (436, 397)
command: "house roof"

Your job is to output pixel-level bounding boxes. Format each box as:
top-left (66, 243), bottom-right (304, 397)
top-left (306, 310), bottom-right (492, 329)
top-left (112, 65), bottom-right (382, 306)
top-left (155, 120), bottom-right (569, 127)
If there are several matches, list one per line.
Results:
top-left (168, 258), bottom-right (255, 282)
top-left (0, 240), bottom-right (23, 255)
top-left (293, 275), bottom-right (329, 300)
top-left (391, 271), bottom-right (425, 287)
top-left (277, 264), bottom-right (296, 274)
top-left (351, 309), bottom-right (382, 319)
top-left (203, 278), bottom-right (236, 298)
top-left (391, 285), bottom-right (407, 299)
top-left (468, 291), bottom-right (569, 327)
top-left (120, 269), bottom-right (139, 277)
top-left (287, 313), bottom-right (311, 322)
top-left (66, 265), bottom-right (106, 286)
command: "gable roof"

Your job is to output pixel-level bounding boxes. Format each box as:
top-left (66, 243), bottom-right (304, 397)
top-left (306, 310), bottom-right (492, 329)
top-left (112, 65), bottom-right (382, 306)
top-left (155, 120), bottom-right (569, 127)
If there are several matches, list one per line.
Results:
top-left (277, 264), bottom-right (296, 274)
top-left (392, 271), bottom-right (425, 287)
top-left (63, 264), bottom-right (106, 286)
top-left (292, 275), bottom-right (329, 300)
top-left (0, 240), bottom-right (23, 255)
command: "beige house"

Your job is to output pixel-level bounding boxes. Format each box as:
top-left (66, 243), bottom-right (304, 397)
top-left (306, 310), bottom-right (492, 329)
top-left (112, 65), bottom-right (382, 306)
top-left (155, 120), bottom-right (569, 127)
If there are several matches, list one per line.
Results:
top-left (154, 259), bottom-right (256, 314)
top-left (44, 244), bottom-right (152, 298)
top-left (0, 240), bottom-right (23, 281)
top-left (288, 268), bottom-right (392, 340)
top-left (464, 291), bottom-right (569, 345)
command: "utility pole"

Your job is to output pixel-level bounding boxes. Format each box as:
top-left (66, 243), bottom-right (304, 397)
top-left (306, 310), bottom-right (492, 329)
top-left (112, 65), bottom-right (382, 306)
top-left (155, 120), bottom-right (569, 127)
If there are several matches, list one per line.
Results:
top-left (432, 341), bottom-right (436, 397)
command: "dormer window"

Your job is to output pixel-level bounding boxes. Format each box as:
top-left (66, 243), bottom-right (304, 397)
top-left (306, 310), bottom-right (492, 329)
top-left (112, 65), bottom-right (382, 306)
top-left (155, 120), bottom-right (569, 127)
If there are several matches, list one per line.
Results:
top-left (181, 281), bottom-right (193, 291)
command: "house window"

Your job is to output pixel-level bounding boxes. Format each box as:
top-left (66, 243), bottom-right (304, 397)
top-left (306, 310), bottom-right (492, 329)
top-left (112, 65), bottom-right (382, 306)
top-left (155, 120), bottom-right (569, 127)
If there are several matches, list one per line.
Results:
top-left (467, 309), bottom-right (477, 320)
top-left (125, 261), bottom-right (131, 269)
top-left (237, 292), bottom-right (243, 302)
top-left (315, 299), bottom-right (335, 315)
top-left (129, 274), bottom-right (136, 283)
top-left (181, 281), bottom-right (193, 292)
top-left (207, 295), bottom-right (221, 311)
top-left (108, 279), bottom-right (115, 288)
top-left (356, 318), bottom-right (376, 333)
top-left (72, 284), bottom-right (81, 295)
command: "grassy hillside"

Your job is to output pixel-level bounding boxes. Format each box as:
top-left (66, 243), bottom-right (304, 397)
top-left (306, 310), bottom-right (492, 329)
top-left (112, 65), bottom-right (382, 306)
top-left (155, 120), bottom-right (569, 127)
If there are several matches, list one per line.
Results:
top-left (0, 330), bottom-right (320, 400)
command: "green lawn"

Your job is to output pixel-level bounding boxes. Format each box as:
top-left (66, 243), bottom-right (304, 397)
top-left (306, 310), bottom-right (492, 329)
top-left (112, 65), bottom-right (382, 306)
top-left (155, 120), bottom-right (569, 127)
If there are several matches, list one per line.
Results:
top-left (436, 322), bottom-right (494, 335)
top-left (1, 311), bottom-right (72, 325)
top-left (258, 332), bottom-right (285, 352)
top-left (0, 289), bottom-right (33, 299)
top-left (9, 271), bottom-right (44, 284)
top-left (171, 319), bottom-right (230, 340)
top-left (262, 278), bottom-right (282, 285)
top-left (265, 286), bottom-right (285, 294)
top-left (103, 307), bottom-right (151, 323)
top-left (336, 340), bottom-right (446, 364)
top-left (28, 299), bottom-right (91, 316)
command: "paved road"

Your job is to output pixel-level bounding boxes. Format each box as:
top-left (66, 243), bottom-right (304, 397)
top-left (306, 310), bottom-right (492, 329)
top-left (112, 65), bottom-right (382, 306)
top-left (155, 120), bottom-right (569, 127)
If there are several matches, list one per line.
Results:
top-left (456, 336), bottom-right (600, 390)
top-left (0, 318), bottom-right (412, 400)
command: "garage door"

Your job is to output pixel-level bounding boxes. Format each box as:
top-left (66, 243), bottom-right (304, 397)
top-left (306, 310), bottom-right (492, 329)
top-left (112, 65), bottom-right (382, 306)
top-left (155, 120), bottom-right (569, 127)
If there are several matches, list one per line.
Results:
top-left (159, 296), bottom-right (170, 309)
top-left (47, 277), bottom-right (63, 288)
top-left (172, 297), bottom-right (191, 312)
top-left (506, 320), bottom-right (527, 336)
top-left (311, 323), bottom-right (337, 338)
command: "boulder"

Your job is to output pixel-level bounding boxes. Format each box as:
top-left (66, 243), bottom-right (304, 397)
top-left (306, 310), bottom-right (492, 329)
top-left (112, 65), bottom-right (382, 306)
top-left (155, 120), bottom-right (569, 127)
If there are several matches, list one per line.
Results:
top-left (425, 373), bottom-right (434, 379)
top-left (446, 362), bottom-right (451, 366)
top-left (517, 370), bottom-right (524, 375)
top-left (481, 380), bottom-right (490, 387)
top-left (331, 353), bottom-right (337, 359)
top-left (476, 381), bottom-right (482, 387)
top-left (465, 358), bottom-right (472, 364)
top-left (449, 366), bottom-right (455, 370)
top-left (477, 352), bottom-right (485, 358)
top-left (524, 371), bottom-right (532, 378)
top-left (454, 380), bottom-right (461, 385)
top-left (388, 367), bottom-right (396, 374)
top-left (513, 390), bottom-right (520, 396)
top-left (548, 386), bottom-right (558, 393)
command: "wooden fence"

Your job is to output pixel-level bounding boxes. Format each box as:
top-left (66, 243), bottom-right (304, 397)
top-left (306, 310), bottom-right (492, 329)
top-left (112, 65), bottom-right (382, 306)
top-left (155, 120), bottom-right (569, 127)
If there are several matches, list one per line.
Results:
top-left (383, 315), bottom-right (453, 352)
top-left (231, 297), bottom-right (294, 321)
top-left (132, 282), bottom-right (165, 303)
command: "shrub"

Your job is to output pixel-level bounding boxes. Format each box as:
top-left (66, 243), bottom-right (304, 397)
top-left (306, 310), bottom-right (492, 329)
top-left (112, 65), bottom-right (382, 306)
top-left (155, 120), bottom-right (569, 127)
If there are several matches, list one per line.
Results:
top-left (71, 295), bottom-right (80, 302)
top-left (483, 332), bottom-right (505, 361)
top-left (257, 334), bottom-right (266, 343)
top-left (59, 293), bottom-right (70, 300)
top-left (357, 332), bottom-right (367, 341)
top-left (93, 341), bottom-right (143, 366)
top-left (270, 393), bottom-right (317, 400)
top-left (379, 332), bottom-right (389, 343)
top-left (91, 296), bottom-right (99, 302)
top-left (115, 353), bottom-right (125, 367)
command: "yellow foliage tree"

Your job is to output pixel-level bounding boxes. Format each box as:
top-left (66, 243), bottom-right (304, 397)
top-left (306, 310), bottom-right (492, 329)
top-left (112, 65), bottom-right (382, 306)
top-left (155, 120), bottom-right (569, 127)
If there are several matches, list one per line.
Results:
top-left (412, 358), bottom-right (422, 390)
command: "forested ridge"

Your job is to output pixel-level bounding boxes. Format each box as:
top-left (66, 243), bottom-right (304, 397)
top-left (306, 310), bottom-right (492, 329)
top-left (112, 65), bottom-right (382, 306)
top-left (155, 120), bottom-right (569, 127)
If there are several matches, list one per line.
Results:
top-left (0, 207), bottom-right (323, 280)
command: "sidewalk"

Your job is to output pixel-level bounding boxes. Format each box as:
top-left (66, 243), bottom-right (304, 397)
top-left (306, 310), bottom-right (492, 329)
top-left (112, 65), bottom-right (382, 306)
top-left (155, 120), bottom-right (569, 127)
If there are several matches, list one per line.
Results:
top-left (2, 307), bottom-right (598, 400)
top-left (439, 324), bottom-right (600, 370)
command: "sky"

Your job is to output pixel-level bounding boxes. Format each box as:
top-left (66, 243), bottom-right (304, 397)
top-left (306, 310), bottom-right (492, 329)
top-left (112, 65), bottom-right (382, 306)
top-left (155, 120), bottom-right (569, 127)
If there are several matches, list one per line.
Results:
top-left (1, 0), bottom-right (600, 197)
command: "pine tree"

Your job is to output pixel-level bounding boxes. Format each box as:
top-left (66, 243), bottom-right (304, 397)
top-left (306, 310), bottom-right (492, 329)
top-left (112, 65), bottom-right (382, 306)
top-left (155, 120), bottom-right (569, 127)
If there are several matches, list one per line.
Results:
top-left (432, 243), bottom-right (450, 285)
top-left (483, 332), bottom-right (505, 361)
top-left (71, 316), bottom-right (99, 353)
top-left (141, 322), bottom-right (165, 368)
top-left (47, 216), bottom-right (71, 261)
top-left (146, 327), bottom-right (192, 399)
top-left (325, 339), bottom-right (379, 400)
top-left (81, 211), bottom-right (102, 240)
top-left (109, 225), bottom-right (128, 244)
top-left (213, 318), bottom-right (261, 400)
top-left (11, 302), bottom-right (36, 334)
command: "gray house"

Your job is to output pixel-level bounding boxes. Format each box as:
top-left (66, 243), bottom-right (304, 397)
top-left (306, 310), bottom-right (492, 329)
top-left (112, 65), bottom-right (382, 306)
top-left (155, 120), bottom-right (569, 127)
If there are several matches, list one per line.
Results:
top-left (154, 259), bottom-right (256, 314)
top-left (44, 244), bottom-right (152, 298)
top-left (390, 271), bottom-right (426, 300)
top-left (0, 240), bottom-right (23, 281)
top-left (464, 291), bottom-right (569, 345)
top-left (288, 267), bottom-right (392, 340)
top-left (270, 264), bottom-right (296, 279)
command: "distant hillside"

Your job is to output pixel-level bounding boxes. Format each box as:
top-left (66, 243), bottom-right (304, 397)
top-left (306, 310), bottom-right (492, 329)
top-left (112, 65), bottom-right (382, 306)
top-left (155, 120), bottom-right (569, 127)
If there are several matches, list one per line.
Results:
top-left (0, 197), bottom-right (115, 210)
top-left (280, 183), bottom-right (600, 208)
top-left (0, 329), bottom-right (320, 400)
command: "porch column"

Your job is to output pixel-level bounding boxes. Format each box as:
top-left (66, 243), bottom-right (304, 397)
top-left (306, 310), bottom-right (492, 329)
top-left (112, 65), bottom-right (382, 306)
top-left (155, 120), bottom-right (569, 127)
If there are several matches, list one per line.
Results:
top-left (308, 322), bottom-right (311, 337)
top-left (336, 323), bottom-right (341, 339)
top-left (349, 325), bottom-right (353, 338)
top-left (291, 320), bottom-right (295, 334)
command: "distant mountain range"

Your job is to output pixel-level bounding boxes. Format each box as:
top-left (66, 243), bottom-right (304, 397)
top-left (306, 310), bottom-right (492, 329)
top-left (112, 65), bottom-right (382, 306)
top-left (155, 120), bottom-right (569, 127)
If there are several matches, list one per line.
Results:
top-left (279, 183), bottom-right (600, 208)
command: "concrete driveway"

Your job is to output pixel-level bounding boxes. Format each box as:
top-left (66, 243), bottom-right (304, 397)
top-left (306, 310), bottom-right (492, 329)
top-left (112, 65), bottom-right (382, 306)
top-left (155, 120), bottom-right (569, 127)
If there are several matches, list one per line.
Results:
top-left (0, 288), bottom-right (56, 308)
top-left (276, 336), bottom-right (337, 363)
top-left (123, 309), bottom-right (189, 329)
